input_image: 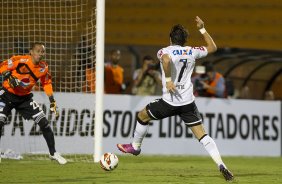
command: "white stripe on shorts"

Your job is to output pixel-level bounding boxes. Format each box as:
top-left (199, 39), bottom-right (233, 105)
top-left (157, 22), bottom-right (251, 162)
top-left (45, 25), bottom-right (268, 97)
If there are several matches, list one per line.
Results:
top-left (147, 109), bottom-right (158, 119)
top-left (32, 111), bottom-right (44, 119)
top-left (185, 119), bottom-right (202, 126)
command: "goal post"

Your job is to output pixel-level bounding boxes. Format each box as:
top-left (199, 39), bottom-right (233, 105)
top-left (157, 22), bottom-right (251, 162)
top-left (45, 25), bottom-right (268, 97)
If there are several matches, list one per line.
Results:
top-left (94, 0), bottom-right (105, 163)
top-left (0, 0), bottom-right (100, 162)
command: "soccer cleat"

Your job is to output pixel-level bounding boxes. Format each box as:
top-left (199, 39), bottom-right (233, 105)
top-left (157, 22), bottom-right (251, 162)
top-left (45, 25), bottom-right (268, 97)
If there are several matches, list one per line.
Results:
top-left (117, 143), bottom-right (141, 156)
top-left (219, 164), bottom-right (234, 181)
top-left (49, 152), bottom-right (67, 165)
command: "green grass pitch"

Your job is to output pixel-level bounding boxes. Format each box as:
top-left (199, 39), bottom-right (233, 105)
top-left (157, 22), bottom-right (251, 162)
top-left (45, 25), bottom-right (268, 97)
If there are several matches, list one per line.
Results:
top-left (1, 155), bottom-right (282, 184)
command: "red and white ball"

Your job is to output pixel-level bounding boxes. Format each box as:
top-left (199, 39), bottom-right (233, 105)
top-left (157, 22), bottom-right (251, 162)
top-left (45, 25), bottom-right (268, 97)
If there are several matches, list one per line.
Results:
top-left (99, 152), bottom-right (119, 171)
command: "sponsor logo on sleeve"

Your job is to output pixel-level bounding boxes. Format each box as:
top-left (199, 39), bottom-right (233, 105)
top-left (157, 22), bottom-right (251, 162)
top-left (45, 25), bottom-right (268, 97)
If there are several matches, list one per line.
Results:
top-left (7, 59), bottom-right (13, 68)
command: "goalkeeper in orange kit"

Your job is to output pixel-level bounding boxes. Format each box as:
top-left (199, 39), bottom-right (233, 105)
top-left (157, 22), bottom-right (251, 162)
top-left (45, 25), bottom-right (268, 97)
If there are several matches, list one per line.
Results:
top-left (0, 43), bottom-right (67, 164)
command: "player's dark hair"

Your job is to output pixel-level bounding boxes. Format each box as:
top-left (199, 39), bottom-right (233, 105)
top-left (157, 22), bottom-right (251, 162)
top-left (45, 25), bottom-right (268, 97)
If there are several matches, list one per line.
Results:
top-left (169, 24), bottom-right (188, 46)
top-left (30, 42), bottom-right (45, 50)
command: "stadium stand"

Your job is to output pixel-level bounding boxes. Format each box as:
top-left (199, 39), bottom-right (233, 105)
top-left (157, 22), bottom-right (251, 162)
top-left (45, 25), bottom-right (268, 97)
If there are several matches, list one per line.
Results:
top-left (105, 0), bottom-right (282, 50)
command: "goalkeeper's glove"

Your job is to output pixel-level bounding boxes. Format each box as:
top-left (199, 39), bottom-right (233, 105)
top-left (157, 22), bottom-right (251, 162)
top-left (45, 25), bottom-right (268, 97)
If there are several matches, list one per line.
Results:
top-left (2, 71), bottom-right (20, 88)
top-left (49, 95), bottom-right (59, 118)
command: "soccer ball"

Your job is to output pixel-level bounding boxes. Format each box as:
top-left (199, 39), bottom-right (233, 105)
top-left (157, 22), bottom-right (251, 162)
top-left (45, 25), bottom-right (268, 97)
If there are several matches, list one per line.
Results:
top-left (99, 152), bottom-right (119, 171)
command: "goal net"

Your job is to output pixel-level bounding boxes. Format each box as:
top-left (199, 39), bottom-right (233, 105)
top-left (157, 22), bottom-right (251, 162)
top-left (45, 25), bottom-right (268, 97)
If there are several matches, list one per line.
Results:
top-left (0, 0), bottom-right (97, 162)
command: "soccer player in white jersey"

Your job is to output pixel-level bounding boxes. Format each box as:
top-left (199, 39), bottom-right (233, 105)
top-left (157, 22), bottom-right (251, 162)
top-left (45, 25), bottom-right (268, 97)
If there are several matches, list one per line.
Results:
top-left (117, 16), bottom-right (234, 181)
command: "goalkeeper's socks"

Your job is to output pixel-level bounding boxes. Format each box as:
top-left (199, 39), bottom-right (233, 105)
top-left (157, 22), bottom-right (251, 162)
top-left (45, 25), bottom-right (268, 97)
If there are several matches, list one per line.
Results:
top-left (132, 120), bottom-right (149, 150)
top-left (42, 126), bottom-right (56, 156)
top-left (199, 134), bottom-right (226, 168)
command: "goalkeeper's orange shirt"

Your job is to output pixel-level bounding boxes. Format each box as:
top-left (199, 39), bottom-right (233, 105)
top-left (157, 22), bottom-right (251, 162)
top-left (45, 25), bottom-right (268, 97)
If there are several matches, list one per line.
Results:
top-left (104, 63), bottom-right (124, 94)
top-left (0, 55), bottom-right (54, 96)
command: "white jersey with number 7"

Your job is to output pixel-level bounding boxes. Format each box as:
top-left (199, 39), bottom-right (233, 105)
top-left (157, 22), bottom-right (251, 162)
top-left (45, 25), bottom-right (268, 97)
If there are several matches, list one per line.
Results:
top-left (157, 45), bottom-right (208, 106)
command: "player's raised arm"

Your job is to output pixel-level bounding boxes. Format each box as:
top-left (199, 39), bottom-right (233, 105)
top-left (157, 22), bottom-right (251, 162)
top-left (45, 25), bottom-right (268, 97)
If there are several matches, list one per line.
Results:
top-left (195, 16), bottom-right (217, 54)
